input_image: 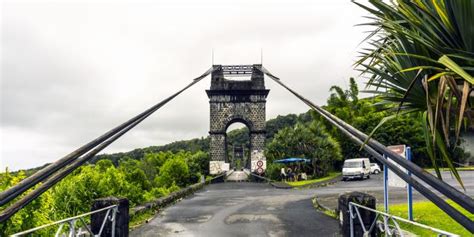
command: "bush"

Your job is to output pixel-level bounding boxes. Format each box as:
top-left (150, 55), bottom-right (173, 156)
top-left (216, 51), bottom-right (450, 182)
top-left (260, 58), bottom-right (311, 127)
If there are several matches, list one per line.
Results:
top-left (143, 182), bottom-right (180, 201)
top-left (0, 150), bottom-right (209, 235)
top-left (265, 163), bottom-right (285, 181)
top-left (154, 157), bottom-right (190, 188)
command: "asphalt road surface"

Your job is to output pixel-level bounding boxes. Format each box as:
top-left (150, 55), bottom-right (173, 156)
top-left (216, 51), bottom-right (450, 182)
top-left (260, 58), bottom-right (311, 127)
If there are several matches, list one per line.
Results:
top-left (226, 171), bottom-right (249, 182)
top-left (131, 170), bottom-right (472, 236)
top-left (315, 170), bottom-right (474, 210)
top-left (131, 182), bottom-right (340, 237)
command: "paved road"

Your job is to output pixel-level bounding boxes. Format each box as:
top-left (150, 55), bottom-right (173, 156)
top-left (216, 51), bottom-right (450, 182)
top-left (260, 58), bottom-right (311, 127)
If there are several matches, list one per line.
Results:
top-left (131, 170), bottom-right (472, 236)
top-left (131, 182), bottom-right (340, 237)
top-left (226, 171), bottom-right (249, 182)
top-left (315, 170), bottom-right (474, 210)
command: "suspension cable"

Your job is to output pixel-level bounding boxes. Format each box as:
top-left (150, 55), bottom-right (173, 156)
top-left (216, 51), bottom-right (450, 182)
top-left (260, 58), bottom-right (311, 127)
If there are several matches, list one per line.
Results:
top-left (0, 68), bottom-right (214, 209)
top-left (260, 66), bottom-right (474, 232)
top-left (0, 108), bottom-right (147, 222)
top-left (260, 67), bottom-right (474, 212)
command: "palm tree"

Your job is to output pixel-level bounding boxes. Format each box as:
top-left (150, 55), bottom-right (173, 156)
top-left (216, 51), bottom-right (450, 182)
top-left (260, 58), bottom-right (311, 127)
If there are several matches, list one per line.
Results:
top-left (355, 0), bottom-right (473, 186)
top-left (328, 77), bottom-right (360, 120)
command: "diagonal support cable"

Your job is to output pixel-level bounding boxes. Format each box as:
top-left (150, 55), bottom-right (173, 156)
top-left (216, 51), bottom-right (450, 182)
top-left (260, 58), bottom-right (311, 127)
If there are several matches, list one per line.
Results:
top-left (259, 66), bottom-right (474, 232)
top-left (1, 107), bottom-right (146, 222)
top-left (0, 68), bottom-right (214, 210)
top-left (260, 66), bottom-right (474, 212)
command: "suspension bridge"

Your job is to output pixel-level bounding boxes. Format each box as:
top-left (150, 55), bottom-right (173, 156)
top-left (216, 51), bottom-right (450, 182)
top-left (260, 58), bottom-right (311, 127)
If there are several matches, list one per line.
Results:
top-left (1, 64), bottom-right (473, 236)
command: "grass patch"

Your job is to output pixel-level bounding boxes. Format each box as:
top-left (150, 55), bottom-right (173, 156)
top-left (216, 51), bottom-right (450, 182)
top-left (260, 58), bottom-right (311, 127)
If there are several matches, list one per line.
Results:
top-left (426, 166), bottom-right (474, 172)
top-left (286, 172), bottom-right (340, 187)
top-left (382, 200), bottom-right (472, 236)
top-left (129, 209), bottom-right (156, 229)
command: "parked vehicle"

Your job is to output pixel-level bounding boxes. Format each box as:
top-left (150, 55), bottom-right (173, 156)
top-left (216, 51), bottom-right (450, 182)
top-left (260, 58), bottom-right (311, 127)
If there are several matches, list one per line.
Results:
top-left (370, 163), bottom-right (381, 174)
top-left (342, 158), bottom-right (371, 181)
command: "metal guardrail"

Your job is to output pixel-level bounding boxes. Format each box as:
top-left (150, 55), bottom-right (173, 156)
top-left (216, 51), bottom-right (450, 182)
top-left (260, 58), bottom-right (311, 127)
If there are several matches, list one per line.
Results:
top-left (11, 205), bottom-right (118, 237)
top-left (348, 202), bottom-right (458, 237)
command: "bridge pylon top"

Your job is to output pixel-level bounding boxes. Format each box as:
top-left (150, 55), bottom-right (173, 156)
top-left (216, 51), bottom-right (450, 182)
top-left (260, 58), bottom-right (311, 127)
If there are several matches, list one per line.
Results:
top-left (210, 64), bottom-right (265, 91)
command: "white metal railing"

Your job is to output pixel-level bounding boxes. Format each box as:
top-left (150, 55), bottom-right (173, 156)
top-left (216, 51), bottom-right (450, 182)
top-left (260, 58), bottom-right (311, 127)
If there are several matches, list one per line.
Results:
top-left (11, 205), bottom-right (118, 237)
top-left (348, 202), bottom-right (459, 237)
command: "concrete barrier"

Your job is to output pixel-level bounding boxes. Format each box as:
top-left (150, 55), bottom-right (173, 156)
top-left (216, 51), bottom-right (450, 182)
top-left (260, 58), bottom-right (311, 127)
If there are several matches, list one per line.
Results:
top-left (131, 181), bottom-right (205, 217)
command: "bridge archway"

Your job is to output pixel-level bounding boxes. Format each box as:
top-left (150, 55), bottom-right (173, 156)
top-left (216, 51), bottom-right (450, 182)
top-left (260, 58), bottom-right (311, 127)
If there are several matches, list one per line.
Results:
top-left (207, 65), bottom-right (269, 174)
top-left (225, 121), bottom-right (250, 170)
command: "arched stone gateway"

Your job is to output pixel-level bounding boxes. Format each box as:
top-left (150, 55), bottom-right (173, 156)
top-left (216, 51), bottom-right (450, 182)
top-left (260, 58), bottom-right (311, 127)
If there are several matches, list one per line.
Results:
top-left (207, 65), bottom-right (269, 174)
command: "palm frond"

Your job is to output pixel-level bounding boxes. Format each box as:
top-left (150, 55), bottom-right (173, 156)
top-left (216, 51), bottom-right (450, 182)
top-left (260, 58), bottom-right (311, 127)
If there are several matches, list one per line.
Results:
top-left (355, 0), bottom-right (473, 185)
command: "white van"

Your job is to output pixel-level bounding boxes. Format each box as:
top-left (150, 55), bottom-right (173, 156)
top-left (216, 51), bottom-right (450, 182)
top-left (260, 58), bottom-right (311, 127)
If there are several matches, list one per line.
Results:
top-left (342, 158), bottom-right (371, 181)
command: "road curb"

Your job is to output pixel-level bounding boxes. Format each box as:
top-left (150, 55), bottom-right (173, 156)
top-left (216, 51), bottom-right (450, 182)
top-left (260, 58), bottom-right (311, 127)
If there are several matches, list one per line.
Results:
top-left (270, 182), bottom-right (293, 189)
top-left (312, 196), bottom-right (337, 218)
top-left (295, 174), bottom-right (342, 189)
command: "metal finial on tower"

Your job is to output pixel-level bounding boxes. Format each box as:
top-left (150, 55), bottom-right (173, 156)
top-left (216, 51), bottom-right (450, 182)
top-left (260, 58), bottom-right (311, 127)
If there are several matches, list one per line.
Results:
top-left (260, 48), bottom-right (263, 65)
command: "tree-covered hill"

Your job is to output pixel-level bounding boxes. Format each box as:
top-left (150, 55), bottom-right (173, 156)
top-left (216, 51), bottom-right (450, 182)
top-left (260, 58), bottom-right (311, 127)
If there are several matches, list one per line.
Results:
top-left (90, 112), bottom-right (313, 165)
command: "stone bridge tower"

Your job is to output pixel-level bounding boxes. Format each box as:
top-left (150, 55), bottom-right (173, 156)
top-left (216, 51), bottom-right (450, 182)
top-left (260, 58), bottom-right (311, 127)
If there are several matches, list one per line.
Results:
top-left (207, 65), bottom-right (269, 174)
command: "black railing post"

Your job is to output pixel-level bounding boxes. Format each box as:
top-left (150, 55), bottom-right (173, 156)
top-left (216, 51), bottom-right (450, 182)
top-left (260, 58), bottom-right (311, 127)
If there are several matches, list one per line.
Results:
top-left (338, 192), bottom-right (377, 237)
top-left (91, 197), bottom-right (129, 237)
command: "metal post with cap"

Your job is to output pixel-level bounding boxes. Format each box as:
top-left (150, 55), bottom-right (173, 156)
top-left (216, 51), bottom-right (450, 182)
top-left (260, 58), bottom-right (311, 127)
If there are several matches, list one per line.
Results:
top-left (407, 146), bottom-right (413, 221)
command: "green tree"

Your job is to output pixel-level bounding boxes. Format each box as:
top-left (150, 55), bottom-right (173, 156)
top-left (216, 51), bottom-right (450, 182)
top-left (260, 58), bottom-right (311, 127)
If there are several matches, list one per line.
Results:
top-left (266, 121), bottom-right (342, 177)
top-left (0, 170), bottom-right (54, 236)
top-left (327, 77), bottom-right (359, 119)
top-left (155, 156), bottom-right (190, 188)
top-left (0, 149), bottom-right (212, 235)
top-left (140, 152), bottom-right (169, 182)
top-left (96, 159), bottom-right (114, 172)
top-left (185, 151), bottom-right (210, 182)
top-left (317, 78), bottom-right (430, 169)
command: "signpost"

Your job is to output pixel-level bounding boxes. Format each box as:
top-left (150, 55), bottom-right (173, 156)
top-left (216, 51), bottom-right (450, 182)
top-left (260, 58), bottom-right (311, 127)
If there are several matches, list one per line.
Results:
top-left (384, 145), bottom-right (413, 220)
top-left (406, 146), bottom-right (413, 221)
top-left (387, 145), bottom-right (407, 188)
top-left (383, 154), bottom-right (389, 213)
top-left (251, 150), bottom-right (266, 174)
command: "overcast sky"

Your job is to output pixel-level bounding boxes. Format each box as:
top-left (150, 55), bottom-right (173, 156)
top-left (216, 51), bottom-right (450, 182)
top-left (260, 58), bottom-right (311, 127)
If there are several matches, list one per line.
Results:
top-left (1, 0), bottom-right (371, 171)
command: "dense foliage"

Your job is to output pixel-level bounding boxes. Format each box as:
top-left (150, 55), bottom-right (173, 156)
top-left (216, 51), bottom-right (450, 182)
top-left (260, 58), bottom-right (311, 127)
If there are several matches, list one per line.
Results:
top-left (320, 78), bottom-right (433, 168)
top-left (263, 77), bottom-right (451, 180)
top-left (0, 151), bottom-right (209, 235)
top-left (355, 0), bottom-right (473, 185)
top-left (266, 121), bottom-right (342, 178)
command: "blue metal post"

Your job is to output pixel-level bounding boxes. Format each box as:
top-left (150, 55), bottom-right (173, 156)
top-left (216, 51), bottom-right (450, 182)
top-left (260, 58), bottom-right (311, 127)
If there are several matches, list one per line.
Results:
top-left (383, 154), bottom-right (389, 213)
top-left (407, 146), bottom-right (413, 221)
